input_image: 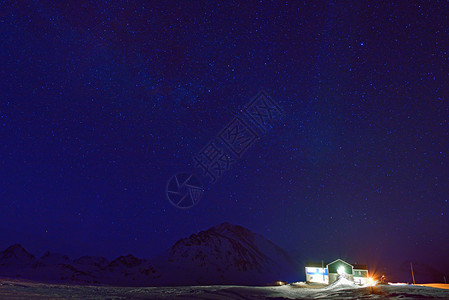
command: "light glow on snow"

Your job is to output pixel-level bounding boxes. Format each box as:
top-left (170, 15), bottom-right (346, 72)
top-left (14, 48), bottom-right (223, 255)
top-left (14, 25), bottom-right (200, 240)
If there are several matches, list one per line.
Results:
top-left (365, 277), bottom-right (377, 286)
top-left (337, 266), bottom-right (345, 275)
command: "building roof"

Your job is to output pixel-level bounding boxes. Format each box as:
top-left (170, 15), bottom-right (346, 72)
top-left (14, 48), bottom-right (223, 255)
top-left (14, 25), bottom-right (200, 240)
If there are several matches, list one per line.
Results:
top-left (306, 260), bottom-right (367, 270)
top-left (327, 259), bottom-right (353, 267)
top-left (352, 264), bottom-right (368, 270)
top-left (305, 262), bottom-right (327, 268)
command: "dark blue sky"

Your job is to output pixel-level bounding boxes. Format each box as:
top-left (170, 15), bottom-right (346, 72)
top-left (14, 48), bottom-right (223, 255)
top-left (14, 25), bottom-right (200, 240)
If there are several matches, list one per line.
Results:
top-left (1, 1), bottom-right (448, 281)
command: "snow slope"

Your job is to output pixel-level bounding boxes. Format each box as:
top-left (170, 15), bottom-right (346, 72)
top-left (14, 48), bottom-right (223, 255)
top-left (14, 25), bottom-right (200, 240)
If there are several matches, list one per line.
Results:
top-left (1, 277), bottom-right (449, 299)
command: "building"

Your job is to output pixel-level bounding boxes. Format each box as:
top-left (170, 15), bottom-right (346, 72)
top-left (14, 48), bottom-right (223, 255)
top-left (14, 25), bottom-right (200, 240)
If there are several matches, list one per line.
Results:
top-left (352, 263), bottom-right (369, 285)
top-left (305, 259), bottom-right (369, 285)
top-left (304, 262), bottom-right (328, 284)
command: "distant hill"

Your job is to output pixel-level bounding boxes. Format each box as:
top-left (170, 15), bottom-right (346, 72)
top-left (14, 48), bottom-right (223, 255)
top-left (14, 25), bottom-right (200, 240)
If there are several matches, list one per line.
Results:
top-left (0, 223), bottom-right (299, 286)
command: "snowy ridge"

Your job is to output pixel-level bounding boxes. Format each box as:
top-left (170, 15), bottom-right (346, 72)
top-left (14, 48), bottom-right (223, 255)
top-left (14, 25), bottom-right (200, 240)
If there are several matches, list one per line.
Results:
top-left (323, 276), bottom-right (362, 290)
top-left (0, 223), bottom-right (299, 286)
top-left (2, 278), bottom-right (449, 299)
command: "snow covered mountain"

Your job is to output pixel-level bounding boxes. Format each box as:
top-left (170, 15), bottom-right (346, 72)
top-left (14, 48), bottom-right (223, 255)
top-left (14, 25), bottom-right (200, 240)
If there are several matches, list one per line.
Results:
top-left (0, 244), bottom-right (36, 268)
top-left (155, 222), bottom-right (299, 285)
top-left (0, 246), bottom-right (158, 286)
top-left (0, 223), bottom-right (299, 286)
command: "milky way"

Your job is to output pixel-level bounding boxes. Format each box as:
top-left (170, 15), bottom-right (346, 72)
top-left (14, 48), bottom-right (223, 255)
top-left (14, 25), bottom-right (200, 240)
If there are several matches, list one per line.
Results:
top-left (1, 1), bottom-right (448, 281)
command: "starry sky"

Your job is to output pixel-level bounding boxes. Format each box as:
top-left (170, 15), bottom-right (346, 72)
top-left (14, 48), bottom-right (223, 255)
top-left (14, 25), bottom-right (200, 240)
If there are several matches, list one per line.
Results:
top-left (1, 1), bottom-right (448, 282)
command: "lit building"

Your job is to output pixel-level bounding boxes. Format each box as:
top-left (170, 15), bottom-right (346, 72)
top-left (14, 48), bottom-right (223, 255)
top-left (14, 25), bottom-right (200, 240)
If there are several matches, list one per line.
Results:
top-left (352, 263), bottom-right (370, 285)
top-left (305, 259), bottom-right (369, 284)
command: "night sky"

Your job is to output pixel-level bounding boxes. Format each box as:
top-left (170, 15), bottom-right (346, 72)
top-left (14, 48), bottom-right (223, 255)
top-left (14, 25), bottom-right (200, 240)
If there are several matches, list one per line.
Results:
top-left (1, 1), bottom-right (448, 281)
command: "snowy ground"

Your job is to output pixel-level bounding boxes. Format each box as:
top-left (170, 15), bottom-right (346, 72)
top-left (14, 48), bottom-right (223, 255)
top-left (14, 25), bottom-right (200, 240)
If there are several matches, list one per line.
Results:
top-left (1, 277), bottom-right (449, 299)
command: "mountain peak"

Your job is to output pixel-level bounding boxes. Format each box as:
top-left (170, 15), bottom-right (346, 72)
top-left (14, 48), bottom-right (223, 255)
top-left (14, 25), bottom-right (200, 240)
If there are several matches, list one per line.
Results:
top-left (165, 222), bottom-right (298, 285)
top-left (4, 243), bottom-right (27, 252)
top-left (0, 244), bottom-right (35, 267)
top-left (209, 222), bottom-right (250, 235)
top-left (108, 254), bottom-right (142, 268)
top-left (213, 221), bottom-right (236, 230)
top-left (3, 244), bottom-right (34, 257)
